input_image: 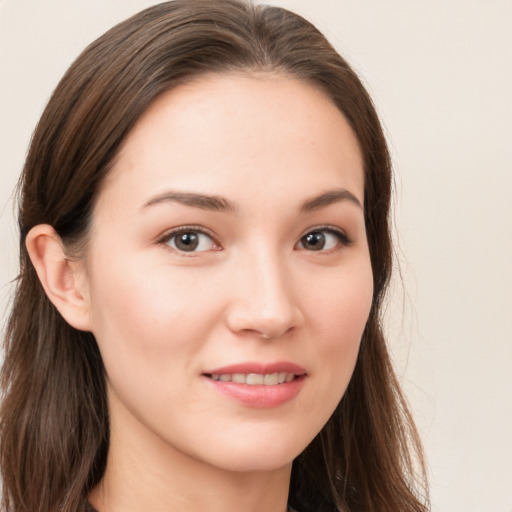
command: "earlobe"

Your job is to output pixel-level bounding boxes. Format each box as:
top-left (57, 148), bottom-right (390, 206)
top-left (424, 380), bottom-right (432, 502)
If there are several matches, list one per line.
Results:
top-left (25, 224), bottom-right (92, 332)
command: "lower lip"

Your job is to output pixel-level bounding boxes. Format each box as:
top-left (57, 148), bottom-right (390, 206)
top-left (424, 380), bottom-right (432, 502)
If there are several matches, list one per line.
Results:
top-left (204, 375), bottom-right (306, 408)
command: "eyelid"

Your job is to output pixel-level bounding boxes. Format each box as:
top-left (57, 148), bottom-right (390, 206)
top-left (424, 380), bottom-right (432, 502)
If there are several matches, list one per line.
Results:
top-left (155, 224), bottom-right (351, 253)
top-left (296, 225), bottom-right (353, 249)
top-left (156, 225), bottom-right (221, 252)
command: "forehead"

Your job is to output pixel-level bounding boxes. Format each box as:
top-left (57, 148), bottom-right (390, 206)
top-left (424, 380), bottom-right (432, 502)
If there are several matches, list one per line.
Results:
top-left (100, 73), bottom-right (364, 209)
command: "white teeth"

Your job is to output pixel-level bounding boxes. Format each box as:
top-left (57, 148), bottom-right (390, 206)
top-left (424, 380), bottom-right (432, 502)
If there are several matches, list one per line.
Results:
top-left (209, 372), bottom-right (297, 385)
top-left (246, 373), bottom-right (264, 385)
top-left (263, 373), bottom-right (279, 385)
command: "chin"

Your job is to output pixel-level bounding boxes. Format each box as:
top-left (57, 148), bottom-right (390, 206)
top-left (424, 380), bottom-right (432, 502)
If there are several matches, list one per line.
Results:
top-left (211, 452), bottom-right (295, 474)
top-left (195, 431), bottom-right (312, 474)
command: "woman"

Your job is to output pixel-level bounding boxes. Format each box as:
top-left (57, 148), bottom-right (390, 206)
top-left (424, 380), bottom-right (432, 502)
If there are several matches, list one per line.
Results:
top-left (0, 1), bottom-right (429, 511)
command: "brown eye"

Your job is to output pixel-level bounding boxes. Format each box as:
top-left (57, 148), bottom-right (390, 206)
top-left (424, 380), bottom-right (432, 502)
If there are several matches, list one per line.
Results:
top-left (300, 231), bottom-right (326, 251)
top-left (174, 232), bottom-right (199, 251)
top-left (165, 230), bottom-right (217, 252)
top-left (297, 229), bottom-right (350, 251)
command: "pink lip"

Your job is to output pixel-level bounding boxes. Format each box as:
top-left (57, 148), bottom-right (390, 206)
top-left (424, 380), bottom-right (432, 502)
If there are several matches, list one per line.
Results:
top-left (202, 361), bottom-right (307, 409)
top-left (203, 361), bottom-right (306, 375)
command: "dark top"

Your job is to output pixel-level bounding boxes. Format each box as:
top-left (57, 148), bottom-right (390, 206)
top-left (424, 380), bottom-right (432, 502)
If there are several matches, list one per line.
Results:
top-left (86, 502), bottom-right (300, 511)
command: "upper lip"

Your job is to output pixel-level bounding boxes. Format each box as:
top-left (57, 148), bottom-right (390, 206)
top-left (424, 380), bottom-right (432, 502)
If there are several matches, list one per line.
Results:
top-left (203, 361), bottom-right (306, 375)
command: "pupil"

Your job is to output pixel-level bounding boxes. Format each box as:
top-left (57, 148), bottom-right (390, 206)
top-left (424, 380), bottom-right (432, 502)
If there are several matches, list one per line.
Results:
top-left (304, 232), bottom-right (325, 250)
top-left (176, 232), bottom-right (199, 251)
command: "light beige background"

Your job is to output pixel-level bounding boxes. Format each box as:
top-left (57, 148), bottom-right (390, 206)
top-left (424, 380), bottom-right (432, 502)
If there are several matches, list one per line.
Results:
top-left (1, 1), bottom-right (511, 510)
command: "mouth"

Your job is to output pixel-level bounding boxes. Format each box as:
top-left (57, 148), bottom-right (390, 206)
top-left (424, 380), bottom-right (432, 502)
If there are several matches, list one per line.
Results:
top-left (202, 362), bottom-right (307, 408)
top-left (205, 372), bottom-right (299, 385)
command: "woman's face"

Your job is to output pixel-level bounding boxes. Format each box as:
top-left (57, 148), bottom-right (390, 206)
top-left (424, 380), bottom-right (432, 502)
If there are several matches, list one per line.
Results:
top-left (82, 74), bottom-right (373, 472)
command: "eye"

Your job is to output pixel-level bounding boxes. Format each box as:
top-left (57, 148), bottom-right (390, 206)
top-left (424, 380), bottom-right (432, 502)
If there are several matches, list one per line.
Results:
top-left (162, 228), bottom-right (219, 253)
top-left (296, 228), bottom-right (350, 252)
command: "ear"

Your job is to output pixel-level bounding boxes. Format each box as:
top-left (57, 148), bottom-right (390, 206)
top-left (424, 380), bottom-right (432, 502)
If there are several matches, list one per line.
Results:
top-left (25, 224), bottom-right (92, 331)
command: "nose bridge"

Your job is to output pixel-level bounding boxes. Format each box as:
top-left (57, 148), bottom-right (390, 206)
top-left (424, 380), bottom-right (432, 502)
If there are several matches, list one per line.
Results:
top-left (227, 241), bottom-right (301, 338)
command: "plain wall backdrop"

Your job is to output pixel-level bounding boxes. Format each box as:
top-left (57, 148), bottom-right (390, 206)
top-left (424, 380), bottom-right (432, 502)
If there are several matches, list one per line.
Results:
top-left (1, 1), bottom-right (511, 510)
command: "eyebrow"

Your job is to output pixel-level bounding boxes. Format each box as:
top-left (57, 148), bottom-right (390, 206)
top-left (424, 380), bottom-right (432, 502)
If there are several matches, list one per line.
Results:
top-left (142, 191), bottom-right (237, 212)
top-left (141, 187), bottom-right (362, 213)
top-left (300, 188), bottom-right (363, 212)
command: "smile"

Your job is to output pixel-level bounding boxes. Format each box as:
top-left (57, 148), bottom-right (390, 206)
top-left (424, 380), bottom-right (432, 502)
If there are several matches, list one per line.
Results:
top-left (208, 372), bottom-right (296, 385)
top-left (202, 362), bottom-right (307, 408)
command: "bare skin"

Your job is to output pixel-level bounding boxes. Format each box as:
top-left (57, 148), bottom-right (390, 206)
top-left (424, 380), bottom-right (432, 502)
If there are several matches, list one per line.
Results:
top-left (27, 74), bottom-right (372, 512)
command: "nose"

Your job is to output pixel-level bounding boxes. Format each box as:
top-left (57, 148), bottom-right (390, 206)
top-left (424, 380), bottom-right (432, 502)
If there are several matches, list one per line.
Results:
top-left (225, 247), bottom-right (304, 340)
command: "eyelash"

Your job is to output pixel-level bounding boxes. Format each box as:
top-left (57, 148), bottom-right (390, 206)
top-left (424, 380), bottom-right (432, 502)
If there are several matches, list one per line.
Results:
top-left (296, 226), bottom-right (352, 252)
top-left (157, 225), bottom-right (220, 255)
top-left (157, 225), bottom-right (352, 254)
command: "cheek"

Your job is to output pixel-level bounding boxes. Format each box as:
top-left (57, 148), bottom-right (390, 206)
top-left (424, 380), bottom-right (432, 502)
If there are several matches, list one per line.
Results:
top-left (85, 256), bottom-right (222, 428)
top-left (308, 258), bottom-right (374, 347)
top-left (86, 253), bottom-right (222, 382)
top-left (300, 259), bottom-right (373, 416)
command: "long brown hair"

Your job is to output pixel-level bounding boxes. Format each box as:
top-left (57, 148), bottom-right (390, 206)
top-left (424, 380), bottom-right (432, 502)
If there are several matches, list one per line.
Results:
top-left (1, 1), bottom-right (429, 511)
